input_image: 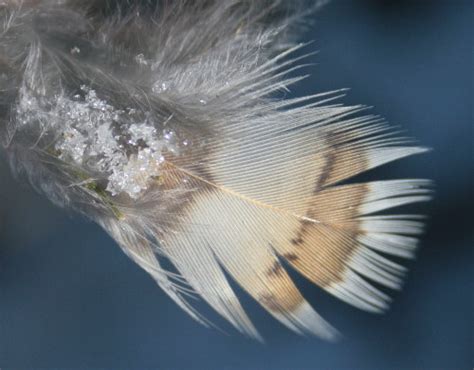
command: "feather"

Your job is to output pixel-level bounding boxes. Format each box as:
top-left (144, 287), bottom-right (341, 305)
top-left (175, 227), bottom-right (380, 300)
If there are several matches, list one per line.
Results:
top-left (0, 0), bottom-right (431, 340)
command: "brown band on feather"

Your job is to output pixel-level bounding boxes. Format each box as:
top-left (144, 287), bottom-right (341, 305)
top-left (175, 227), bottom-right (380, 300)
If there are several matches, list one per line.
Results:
top-left (260, 254), bottom-right (305, 313)
top-left (155, 151), bottom-right (216, 234)
top-left (282, 181), bottom-right (369, 287)
top-left (266, 260), bottom-right (284, 277)
top-left (315, 142), bottom-right (337, 190)
top-left (290, 237), bottom-right (303, 246)
top-left (283, 252), bottom-right (299, 262)
top-left (257, 286), bottom-right (304, 314)
top-left (321, 145), bottom-right (369, 187)
top-left (258, 293), bottom-right (285, 312)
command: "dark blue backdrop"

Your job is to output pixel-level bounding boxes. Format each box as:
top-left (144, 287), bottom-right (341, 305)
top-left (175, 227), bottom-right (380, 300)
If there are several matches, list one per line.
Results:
top-left (0, 0), bottom-right (472, 368)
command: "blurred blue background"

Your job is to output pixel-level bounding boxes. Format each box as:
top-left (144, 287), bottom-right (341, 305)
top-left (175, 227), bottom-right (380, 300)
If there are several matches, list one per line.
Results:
top-left (0, 0), bottom-right (472, 368)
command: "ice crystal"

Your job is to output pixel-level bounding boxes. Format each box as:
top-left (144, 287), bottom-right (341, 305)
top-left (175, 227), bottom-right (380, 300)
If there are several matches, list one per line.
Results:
top-left (15, 85), bottom-right (179, 199)
top-left (70, 46), bottom-right (81, 55)
top-left (152, 81), bottom-right (171, 94)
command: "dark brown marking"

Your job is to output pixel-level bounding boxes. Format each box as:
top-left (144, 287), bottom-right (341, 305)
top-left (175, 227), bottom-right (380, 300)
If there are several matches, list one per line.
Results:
top-left (315, 148), bottom-right (337, 191)
top-left (258, 289), bottom-right (304, 313)
top-left (267, 261), bottom-right (284, 278)
top-left (291, 237), bottom-right (303, 246)
top-left (285, 183), bottom-right (370, 288)
top-left (283, 252), bottom-right (298, 262)
top-left (258, 293), bottom-right (282, 312)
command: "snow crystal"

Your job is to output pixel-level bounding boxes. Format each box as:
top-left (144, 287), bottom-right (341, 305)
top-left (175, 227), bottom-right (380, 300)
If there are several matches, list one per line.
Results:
top-left (15, 85), bottom-right (183, 199)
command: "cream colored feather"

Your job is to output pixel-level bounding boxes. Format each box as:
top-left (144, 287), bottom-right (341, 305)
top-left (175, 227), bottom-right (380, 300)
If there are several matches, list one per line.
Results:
top-left (0, 0), bottom-right (431, 340)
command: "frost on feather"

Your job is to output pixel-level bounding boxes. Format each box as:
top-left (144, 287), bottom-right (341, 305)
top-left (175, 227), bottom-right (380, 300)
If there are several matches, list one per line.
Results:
top-left (15, 84), bottom-right (184, 198)
top-left (0, 0), bottom-right (431, 340)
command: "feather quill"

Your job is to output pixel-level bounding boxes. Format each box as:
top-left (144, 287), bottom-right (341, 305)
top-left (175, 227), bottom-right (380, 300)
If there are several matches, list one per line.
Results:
top-left (0, 0), bottom-right (431, 340)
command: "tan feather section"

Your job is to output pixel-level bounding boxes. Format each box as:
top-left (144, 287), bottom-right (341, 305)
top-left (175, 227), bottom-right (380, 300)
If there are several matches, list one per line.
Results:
top-left (157, 165), bottom-right (338, 339)
top-left (133, 96), bottom-right (432, 339)
top-left (276, 185), bottom-right (368, 287)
